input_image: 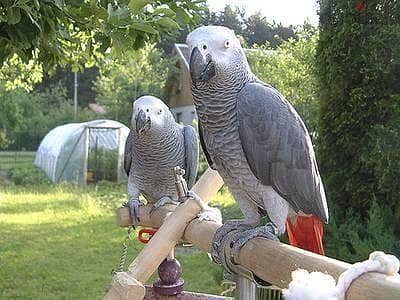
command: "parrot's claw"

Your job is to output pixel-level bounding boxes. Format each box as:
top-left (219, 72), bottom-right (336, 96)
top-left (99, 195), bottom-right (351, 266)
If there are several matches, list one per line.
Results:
top-left (211, 220), bottom-right (253, 264)
top-left (124, 198), bottom-right (141, 226)
top-left (150, 196), bottom-right (179, 214)
top-left (187, 191), bottom-right (222, 224)
top-left (187, 190), bottom-right (201, 202)
top-left (230, 222), bottom-right (279, 265)
top-left (198, 207), bottom-right (223, 224)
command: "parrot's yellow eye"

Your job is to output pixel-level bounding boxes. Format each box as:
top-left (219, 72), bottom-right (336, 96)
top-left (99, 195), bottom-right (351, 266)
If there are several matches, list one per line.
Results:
top-left (224, 40), bottom-right (230, 48)
top-left (158, 109), bottom-right (162, 115)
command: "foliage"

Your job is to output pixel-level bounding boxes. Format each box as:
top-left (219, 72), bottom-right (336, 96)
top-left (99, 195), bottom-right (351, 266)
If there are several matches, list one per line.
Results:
top-left (37, 66), bottom-right (99, 108)
top-left (0, 54), bottom-right (42, 91)
top-left (325, 199), bottom-right (399, 262)
top-left (202, 5), bottom-right (296, 48)
top-left (316, 0), bottom-right (400, 236)
top-left (87, 148), bottom-right (119, 182)
top-left (1, 83), bottom-right (95, 150)
top-left (0, 0), bottom-right (207, 71)
top-left (0, 85), bottom-right (24, 148)
top-left (248, 27), bottom-right (319, 137)
top-left (243, 13), bottom-right (297, 48)
top-left (94, 43), bottom-right (176, 124)
top-left (7, 164), bottom-right (50, 185)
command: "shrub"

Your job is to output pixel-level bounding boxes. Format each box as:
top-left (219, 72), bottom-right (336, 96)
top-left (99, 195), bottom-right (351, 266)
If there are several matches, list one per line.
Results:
top-left (7, 165), bottom-right (51, 185)
top-left (317, 1), bottom-right (400, 236)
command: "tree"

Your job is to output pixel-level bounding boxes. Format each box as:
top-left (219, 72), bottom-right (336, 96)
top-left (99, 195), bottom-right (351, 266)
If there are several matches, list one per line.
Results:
top-left (94, 43), bottom-right (174, 124)
top-left (317, 0), bottom-right (400, 237)
top-left (0, 0), bottom-right (207, 70)
top-left (243, 13), bottom-right (296, 48)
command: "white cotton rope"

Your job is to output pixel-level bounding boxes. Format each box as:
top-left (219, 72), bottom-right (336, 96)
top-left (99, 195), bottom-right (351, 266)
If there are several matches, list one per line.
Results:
top-left (282, 251), bottom-right (400, 300)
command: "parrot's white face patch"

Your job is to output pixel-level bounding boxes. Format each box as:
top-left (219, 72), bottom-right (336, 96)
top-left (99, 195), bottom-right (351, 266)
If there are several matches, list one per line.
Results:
top-left (132, 96), bottom-right (172, 133)
top-left (187, 26), bottom-right (241, 60)
top-left (187, 25), bottom-right (246, 78)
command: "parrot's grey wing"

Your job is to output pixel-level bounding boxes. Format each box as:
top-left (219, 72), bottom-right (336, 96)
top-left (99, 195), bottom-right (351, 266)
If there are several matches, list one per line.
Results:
top-left (198, 120), bottom-right (216, 170)
top-left (124, 130), bottom-right (134, 176)
top-left (237, 82), bottom-right (328, 222)
top-left (183, 125), bottom-right (199, 189)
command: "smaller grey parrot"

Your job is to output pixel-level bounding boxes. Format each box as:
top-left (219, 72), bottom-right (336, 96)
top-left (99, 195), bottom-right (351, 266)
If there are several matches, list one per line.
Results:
top-left (124, 95), bottom-right (199, 224)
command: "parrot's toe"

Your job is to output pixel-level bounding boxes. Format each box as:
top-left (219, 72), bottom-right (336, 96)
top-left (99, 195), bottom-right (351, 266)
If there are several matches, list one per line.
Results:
top-left (198, 207), bottom-right (222, 224)
top-left (230, 222), bottom-right (279, 265)
top-left (124, 198), bottom-right (142, 226)
top-left (211, 220), bottom-right (253, 264)
top-left (151, 196), bottom-right (179, 213)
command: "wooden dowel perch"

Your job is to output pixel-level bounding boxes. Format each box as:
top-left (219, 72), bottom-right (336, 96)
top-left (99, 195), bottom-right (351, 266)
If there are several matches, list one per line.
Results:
top-left (106, 167), bottom-right (400, 300)
top-left (104, 168), bottom-right (224, 300)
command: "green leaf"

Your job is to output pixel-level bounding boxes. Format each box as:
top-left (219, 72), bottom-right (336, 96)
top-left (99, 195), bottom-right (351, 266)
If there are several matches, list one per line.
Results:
top-left (153, 7), bottom-right (176, 17)
top-left (130, 22), bottom-right (157, 34)
top-left (157, 17), bottom-right (180, 31)
top-left (107, 6), bottom-right (131, 27)
top-left (58, 28), bottom-right (71, 41)
top-left (7, 7), bottom-right (21, 25)
top-left (128, 0), bottom-right (150, 14)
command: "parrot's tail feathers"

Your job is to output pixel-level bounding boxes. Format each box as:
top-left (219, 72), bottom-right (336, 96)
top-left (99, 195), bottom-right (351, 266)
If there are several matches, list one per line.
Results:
top-left (286, 215), bottom-right (325, 256)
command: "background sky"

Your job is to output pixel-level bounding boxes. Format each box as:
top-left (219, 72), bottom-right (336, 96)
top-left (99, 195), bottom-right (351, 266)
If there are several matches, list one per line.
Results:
top-left (207, 0), bottom-right (319, 26)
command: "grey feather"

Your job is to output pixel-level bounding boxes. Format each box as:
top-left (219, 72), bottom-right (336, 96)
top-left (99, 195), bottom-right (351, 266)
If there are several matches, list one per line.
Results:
top-left (198, 120), bottom-right (216, 170)
top-left (183, 125), bottom-right (199, 188)
top-left (237, 81), bottom-right (329, 222)
top-left (124, 130), bottom-right (133, 176)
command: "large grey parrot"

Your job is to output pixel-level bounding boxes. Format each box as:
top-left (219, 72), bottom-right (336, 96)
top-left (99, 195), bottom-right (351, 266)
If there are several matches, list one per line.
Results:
top-left (187, 26), bottom-right (329, 269)
top-left (124, 95), bottom-right (199, 223)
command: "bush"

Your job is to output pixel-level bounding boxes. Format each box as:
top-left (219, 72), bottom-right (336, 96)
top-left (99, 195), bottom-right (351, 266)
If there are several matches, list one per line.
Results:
top-left (7, 165), bottom-right (51, 185)
top-left (87, 148), bottom-right (119, 182)
top-left (317, 1), bottom-right (400, 238)
top-left (2, 83), bottom-right (96, 151)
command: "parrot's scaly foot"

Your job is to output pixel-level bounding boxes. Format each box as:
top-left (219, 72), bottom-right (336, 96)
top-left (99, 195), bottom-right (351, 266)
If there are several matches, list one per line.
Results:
top-left (187, 191), bottom-right (222, 224)
top-left (150, 196), bottom-right (179, 213)
top-left (230, 222), bottom-right (279, 265)
top-left (211, 220), bottom-right (253, 264)
top-left (124, 198), bottom-right (141, 226)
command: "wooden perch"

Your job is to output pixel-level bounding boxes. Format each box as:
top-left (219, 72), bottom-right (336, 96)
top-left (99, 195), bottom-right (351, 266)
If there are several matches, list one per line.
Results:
top-left (116, 202), bottom-right (400, 300)
top-left (108, 167), bottom-right (400, 300)
top-left (104, 168), bottom-right (224, 300)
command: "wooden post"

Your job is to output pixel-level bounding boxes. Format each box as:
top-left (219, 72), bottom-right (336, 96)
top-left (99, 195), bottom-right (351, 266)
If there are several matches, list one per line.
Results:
top-left (104, 168), bottom-right (224, 300)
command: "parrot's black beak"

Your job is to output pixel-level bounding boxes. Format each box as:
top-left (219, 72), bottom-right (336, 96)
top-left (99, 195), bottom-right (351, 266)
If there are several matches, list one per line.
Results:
top-left (189, 47), bottom-right (215, 83)
top-left (135, 109), bottom-right (151, 134)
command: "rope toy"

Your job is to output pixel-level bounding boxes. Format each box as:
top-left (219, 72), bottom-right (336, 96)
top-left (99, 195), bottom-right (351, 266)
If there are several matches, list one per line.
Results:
top-left (283, 251), bottom-right (400, 300)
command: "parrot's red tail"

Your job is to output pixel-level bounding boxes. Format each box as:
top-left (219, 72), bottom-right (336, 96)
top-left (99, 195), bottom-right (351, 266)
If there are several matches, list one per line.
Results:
top-left (286, 215), bottom-right (325, 255)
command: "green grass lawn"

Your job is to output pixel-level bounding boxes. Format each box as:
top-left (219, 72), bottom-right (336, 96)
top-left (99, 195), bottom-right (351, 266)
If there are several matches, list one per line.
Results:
top-left (0, 182), bottom-right (235, 299)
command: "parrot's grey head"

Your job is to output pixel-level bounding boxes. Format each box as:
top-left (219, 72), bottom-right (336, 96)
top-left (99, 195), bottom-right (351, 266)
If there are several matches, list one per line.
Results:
top-left (132, 96), bottom-right (173, 136)
top-left (187, 25), bottom-right (249, 84)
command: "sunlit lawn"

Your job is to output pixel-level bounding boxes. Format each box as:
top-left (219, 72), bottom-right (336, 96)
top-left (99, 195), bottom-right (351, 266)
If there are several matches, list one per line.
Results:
top-left (0, 182), bottom-right (235, 299)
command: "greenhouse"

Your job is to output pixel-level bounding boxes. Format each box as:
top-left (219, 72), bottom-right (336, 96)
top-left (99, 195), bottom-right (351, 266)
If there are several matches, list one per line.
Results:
top-left (34, 119), bottom-right (129, 184)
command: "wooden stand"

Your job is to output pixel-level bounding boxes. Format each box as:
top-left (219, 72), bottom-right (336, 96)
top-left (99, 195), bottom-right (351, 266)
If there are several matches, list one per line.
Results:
top-left (106, 167), bottom-right (400, 300)
top-left (104, 168), bottom-right (224, 300)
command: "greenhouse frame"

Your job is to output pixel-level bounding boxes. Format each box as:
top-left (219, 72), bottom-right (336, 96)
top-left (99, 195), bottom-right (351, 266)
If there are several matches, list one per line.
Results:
top-left (34, 119), bottom-right (129, 184)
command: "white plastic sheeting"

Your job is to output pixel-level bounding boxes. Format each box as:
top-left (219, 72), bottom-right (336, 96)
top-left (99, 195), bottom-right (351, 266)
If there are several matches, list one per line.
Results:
top-left (34, 119), bottom-right (130, 184)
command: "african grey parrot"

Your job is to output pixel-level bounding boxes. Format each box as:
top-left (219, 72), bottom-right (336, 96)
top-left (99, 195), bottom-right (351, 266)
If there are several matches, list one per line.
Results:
top-left (186, 26), bottom-right (329, 268)
top-left (124, 95), bottom-right (199, 224)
